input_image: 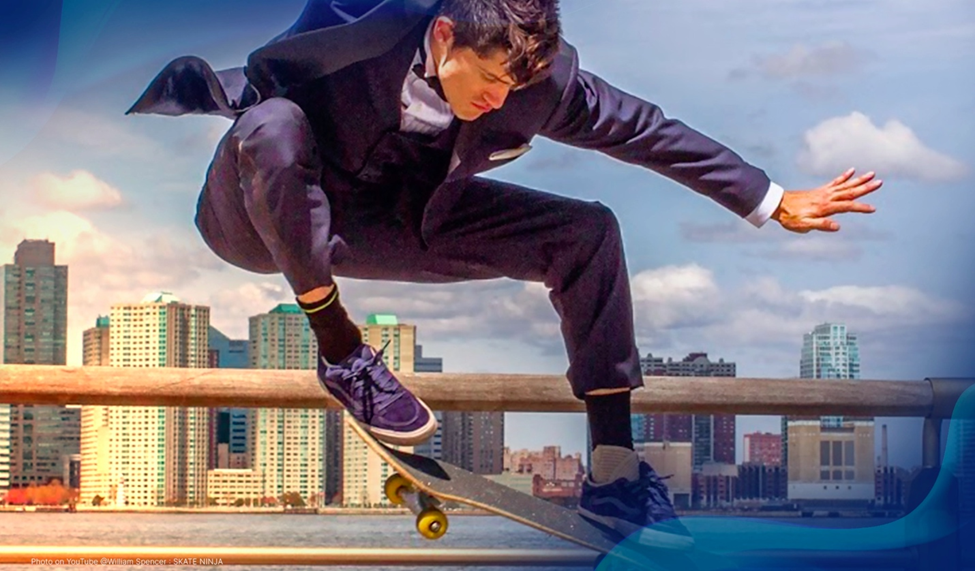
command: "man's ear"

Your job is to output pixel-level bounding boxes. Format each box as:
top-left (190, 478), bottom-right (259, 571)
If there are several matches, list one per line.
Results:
top-left (432, 16), bottom-right (456, 50)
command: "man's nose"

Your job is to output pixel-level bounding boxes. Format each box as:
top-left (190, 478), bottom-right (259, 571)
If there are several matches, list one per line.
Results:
top-left (483, 85), bottom-right (510, 110)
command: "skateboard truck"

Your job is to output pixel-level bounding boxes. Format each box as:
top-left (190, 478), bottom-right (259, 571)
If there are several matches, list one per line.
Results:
top-left (385, 473), bottom-right (449, 540)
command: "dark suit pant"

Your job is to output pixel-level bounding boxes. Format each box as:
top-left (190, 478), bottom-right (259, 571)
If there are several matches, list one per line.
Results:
top-left (196, 98), bottom-right (643, 398)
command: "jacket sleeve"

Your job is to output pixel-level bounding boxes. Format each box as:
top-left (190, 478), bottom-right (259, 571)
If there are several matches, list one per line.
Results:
top-left (539, 42), bottom-right (771, 220)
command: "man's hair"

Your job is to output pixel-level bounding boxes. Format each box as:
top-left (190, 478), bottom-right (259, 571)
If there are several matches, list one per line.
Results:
top-left (437, 0), bottom-right (561, 87)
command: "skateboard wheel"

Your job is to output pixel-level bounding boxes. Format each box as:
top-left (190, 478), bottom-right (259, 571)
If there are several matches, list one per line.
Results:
top-left (416, 508), bottom-right (448, 540)
top-left (384, 473), bottom-right (411, 506)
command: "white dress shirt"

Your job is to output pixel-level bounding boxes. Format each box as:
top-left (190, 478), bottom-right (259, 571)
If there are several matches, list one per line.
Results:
top-left (397, 22), bottom-right (783, 227)
top-left (400, 21), bottom-right (454, 136)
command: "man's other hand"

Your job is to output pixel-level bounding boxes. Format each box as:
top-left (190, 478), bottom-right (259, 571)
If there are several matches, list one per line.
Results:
top-left (772, 168), bottom-right (882, 233)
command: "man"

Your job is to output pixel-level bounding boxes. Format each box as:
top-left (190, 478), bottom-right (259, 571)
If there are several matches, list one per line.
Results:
top-left (129, 0), bottom-right (881, 548)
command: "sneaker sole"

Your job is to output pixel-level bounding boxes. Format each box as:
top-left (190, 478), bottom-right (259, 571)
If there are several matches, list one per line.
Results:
top-left (578, 507), bottom-right (695, 550)
top-left (366, 398), bottom-right (439, 446)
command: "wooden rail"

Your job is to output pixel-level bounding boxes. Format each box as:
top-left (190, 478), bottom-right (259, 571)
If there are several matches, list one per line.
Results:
top-left (0, 365), bottom-right (968, 417)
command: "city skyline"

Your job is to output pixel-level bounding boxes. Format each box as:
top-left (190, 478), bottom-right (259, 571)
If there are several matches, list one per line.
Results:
top-left (1, 280), bottom-right (942, 511)
top-left (8, 275), bottom-right (937, 473)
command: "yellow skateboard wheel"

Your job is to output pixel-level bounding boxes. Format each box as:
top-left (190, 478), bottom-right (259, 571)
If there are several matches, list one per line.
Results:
top-left (384, 473), bottom-right (411, 506)
top-left (416, 508), bottom-right (448, 540)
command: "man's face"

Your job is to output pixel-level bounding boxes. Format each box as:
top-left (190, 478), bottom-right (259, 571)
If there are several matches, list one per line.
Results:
top-left (431, 19), bottom-right (518, 121)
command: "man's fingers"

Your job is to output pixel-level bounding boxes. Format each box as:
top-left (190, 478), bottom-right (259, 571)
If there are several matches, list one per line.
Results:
top-left (785, 218), bottom-right (839, 233)
top-left (822, 201), bottom-right (876, 216)
top-left (810, 217), bottom-right (840, 232)
top-left (830, 168), bottom-right (857, 187)
top-left (834, 178), bottom-right (883, 201)
top-left (832, 171), bottom-right (877, 191)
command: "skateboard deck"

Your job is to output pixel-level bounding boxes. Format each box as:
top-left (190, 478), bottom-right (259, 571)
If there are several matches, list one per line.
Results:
top-left (345, 417), bottom-right (624, 555)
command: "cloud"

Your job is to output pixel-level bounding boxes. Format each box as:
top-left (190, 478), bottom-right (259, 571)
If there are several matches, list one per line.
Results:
top-left (29, 170), bottom-right (124, 211)
top-left (335, 278), bottom-right (563, 352)
top-left (755, 41), bottom-right (870, 80)
top-left (206, 281), bottom-right (292, 340)
top-left (196, 277), bottom-right (569, 359)
top-left (799, 285), bottom-right (966, 322)
top-left (630, 265), bottom-right (723, 332)
top-left (797, 112), bottom-right (969, 182)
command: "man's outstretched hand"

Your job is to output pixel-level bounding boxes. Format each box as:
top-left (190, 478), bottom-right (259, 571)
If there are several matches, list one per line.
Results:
top-left (772, 168), bottom-right (882, 233)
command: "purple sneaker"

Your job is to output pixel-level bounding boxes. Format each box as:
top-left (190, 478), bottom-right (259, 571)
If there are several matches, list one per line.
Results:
top-left (319, 342), bottom-right (437, 445)
top-left (579, 461), bottom-right (694, 550)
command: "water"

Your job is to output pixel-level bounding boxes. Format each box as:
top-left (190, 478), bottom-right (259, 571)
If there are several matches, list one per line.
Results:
top-left (0, 513), bottom-right (897, 570)
top-left (0, 513), bottom-right (577, 571)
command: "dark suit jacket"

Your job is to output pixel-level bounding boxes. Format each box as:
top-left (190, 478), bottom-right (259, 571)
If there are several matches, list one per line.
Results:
top-left (128, 0), bottom-right (771, 219)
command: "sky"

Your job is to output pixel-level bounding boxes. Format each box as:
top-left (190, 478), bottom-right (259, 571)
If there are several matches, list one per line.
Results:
top-left (1, 0), bottom-right (973, 469)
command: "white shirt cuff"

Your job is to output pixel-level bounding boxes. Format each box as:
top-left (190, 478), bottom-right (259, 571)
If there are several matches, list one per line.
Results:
top-left (745, 181), bottom-right (784, 228)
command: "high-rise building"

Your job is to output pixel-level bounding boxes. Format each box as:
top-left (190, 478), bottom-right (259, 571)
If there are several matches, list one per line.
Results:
top-left (358, 313), bottom-right (414, 371)
top-left (413, 345), bottom-right (504, 476)
top-left (743, 432), bottom-right (783, 466)
top-left (638, 352), bottom-right (736, 470)
top-left (413, 412), bottom-right (444, 461)
top-left (79, 292), bottom-right (210, 507)
top-left (248, 304), bottom-right (324, 506)
top-left (79, 317), bottom-right (111, 505)
top-left (800, 323), bottom-right (861, 380)
top-left (209, 326), bottom-right (249, 369)
top-left (83, 316), bottom-right (110, 366)
top-left (412, 345), bottom-right (443, 462)
top-left (208, 326), bottom-right (250, 470)
top-left (248, 304), bottom-right (318, 370)
top-left (798, 322), bottom-right (861, 428)
top-left (2, 239), bottom-right (68, 364)
top-left (8, 406), bottom-right (80, 488)
top-left (414, 344), bottom-right (442, 373)
top-left (787, 323), bottom-right (873, 504)
top-left (2, 239), bottom-right (78, 488)
top-left (323, 409), bottom-right (343, 505)
top-left (342, 314), bottom-right (416, 507)
top-left (442, 411), bottom-right (504, 474)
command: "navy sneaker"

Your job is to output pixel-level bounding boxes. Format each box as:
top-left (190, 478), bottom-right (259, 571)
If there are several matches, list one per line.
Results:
top-left (319, 342), bottom-right (437, 445)
top-left (579, 459), bottom-right (695, 550)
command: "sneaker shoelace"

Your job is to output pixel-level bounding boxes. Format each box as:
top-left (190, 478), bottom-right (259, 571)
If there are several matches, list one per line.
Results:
top-left (624, 467), bottom-right (677, 524)
top-left (344, 341), bottom-right (401, 423)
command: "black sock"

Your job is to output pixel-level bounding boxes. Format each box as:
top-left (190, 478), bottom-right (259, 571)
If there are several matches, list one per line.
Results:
top-left (585, 391), bottom-right (634, 450)
top-left (296, 287), bottom-right (362, 364)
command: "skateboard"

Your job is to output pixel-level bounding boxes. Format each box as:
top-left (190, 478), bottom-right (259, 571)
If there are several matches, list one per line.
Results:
top-left (345, 417), bottom-right (626, 555)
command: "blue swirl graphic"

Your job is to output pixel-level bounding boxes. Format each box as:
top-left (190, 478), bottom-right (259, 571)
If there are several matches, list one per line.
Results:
top-left (598, 384), bottom-right (975, 570)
